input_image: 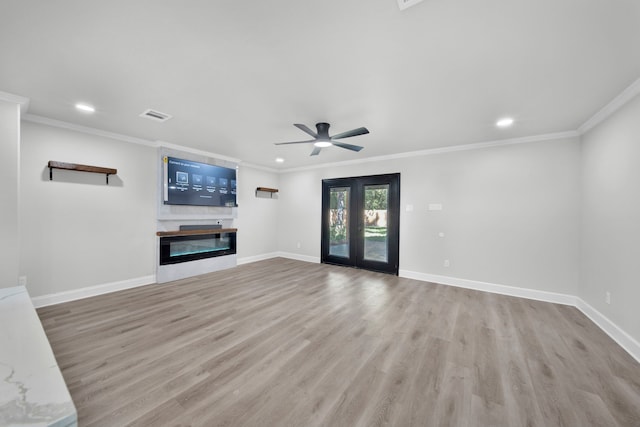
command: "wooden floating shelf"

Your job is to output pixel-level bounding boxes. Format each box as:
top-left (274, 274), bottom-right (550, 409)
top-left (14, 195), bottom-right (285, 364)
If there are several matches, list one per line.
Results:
top-left (156, 228), bottom-right (237, 237)
top-left (48, 161), bottom-right (117, 184)
top-left (256, 187), bottom-right (278, 198)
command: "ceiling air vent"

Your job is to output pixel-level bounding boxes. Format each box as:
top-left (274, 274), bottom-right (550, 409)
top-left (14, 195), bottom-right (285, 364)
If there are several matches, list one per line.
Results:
top-left (397, 0), bottom-right (425, 10)
top-left (139, 109), bottom-right (172, 123)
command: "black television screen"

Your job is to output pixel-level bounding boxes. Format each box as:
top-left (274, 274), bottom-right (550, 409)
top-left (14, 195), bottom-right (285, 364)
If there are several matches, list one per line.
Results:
top-left (164, 156), bottom-right (237, 207)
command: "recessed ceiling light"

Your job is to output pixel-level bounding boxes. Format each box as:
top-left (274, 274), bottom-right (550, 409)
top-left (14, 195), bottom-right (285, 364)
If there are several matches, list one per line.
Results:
top-left (275, 157), bottom-right (285, 163)
top-left (496, 117), bottom-right (514, 128)
top-left (75, 103), bottom-right (95, 113)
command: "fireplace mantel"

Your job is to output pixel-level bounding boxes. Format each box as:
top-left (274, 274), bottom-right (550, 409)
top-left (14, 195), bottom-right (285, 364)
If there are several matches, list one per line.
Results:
top-left (156, 228), bottom-right (237, 237)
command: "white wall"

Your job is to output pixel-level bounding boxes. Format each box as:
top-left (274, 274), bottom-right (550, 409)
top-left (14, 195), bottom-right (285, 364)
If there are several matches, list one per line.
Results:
top-left (581, 93), bottom-right (640, 343)
top-left (19, 121), bottom-right (157, 297)
top-left (236, 166), bottom-right (280, 261)
top-left (10, 98), bottom-right (638, 353)
top-left (18, 120), bottom-right (280, 298)
top-left (279, 137), bottom-right (581, 295)
top-left (0, 101), bottom-right (20, 287)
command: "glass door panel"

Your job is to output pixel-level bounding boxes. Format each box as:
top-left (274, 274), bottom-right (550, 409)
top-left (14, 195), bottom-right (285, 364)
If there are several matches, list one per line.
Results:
top-left (329, 187), bottom-right (350, 258)
top-left (322, 174), bottom-right (400, 275)
top-left (363, 184), bottom-right (389, 262)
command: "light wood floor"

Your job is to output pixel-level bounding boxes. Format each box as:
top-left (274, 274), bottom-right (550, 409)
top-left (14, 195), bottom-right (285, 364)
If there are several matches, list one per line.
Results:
top-left (38, 258), bottom-right (640, 426)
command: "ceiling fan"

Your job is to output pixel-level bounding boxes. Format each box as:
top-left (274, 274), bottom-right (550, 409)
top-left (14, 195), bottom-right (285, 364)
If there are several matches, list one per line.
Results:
top-left (275, 122), bottom-right (369, 156)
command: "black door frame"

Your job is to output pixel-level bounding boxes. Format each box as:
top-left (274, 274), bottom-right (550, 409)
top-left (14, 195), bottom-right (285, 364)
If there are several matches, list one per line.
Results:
top-left (321, 173), bottom-right (400, 275)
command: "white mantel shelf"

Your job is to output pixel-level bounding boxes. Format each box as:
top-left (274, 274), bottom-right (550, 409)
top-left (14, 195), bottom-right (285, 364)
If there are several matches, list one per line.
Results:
top-left (0, 286), bottom-right (77, 427)
top-left (156, 228), bottom-right (237, 237)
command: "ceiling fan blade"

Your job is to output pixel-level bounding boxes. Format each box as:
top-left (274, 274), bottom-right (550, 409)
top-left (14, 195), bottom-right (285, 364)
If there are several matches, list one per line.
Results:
top-left (331, 127), bottom-right (369, 140)
top-left (310, 146), bottom-right (322, 156)
top-left (274, 140), bottom-right (316, 145)
top-left (294, 123), bottom-right (318, 138)
top-left (331, 141), bottom-right (364, 152)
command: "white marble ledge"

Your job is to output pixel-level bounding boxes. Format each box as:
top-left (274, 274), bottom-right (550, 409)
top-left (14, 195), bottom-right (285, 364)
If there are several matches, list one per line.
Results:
top-left (0, 286), bottom-right (77, 427)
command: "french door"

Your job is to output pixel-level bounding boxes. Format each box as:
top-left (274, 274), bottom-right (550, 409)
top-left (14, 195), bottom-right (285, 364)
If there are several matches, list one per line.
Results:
top-left (321, 173), bottom-right (400, 275)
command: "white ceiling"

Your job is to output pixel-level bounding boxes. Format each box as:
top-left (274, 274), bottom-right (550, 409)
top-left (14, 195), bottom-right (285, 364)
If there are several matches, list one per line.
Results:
top-left (1, 0), bottom-right (639, 169)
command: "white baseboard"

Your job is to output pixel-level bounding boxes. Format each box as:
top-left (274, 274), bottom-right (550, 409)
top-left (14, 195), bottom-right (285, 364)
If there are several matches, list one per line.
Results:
top-left (575, 298), bottom-right (640, 364)
top-left (31, 275), bottom-right (156, 308)
top-left (276, 251), bottom-right (321, 264)
top-left (399, 270), bottom-right (577, 306)
top-left (237, 252), bottom-right (280, 265)
top-left (398, 269), bottom-right (639, 363)
top-left (29, 257), bottom-right (640, 364)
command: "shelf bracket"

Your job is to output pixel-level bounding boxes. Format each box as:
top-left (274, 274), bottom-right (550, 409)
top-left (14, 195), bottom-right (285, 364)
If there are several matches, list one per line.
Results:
top-left (255, 187), bottom-right (278, 198)
top-left (256, 190), bottom-right (275, 198)
top-left (49, 167), bottom-right (111, 184)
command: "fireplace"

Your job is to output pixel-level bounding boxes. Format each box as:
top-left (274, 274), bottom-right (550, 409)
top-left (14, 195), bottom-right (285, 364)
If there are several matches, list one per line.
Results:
top-left (159, 231), bottom-right (236, 265)
top-left (156, 228), bottom-right (238, 282)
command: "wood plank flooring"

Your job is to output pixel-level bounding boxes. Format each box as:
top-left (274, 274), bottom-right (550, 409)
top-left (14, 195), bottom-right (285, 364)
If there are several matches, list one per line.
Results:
top-left (37, 258), bottom-right (640, 426)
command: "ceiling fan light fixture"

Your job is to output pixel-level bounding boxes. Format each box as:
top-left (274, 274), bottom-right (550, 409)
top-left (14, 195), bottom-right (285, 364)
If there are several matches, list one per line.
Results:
top-left (314, 141), bottom-right (332, 148)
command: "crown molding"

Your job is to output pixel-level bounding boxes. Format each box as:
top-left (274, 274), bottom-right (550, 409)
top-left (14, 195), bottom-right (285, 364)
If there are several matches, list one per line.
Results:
top-left (18, 112), bottom-right (580, 175)
top-left (0, 90), bottom-right (30, 114)
top-left (18, 72), bottom-right (640, 173)
top-left (278, 130), bottom-right (580, 174)
top-left (238, 162), bottom-right (279, 174)
top-left (156, 140), bottom-right (241, 164)
top-left (22, 114), bottom-right (242, 163)
top-left (21, 111), bottom-right (578, 175)
top-left (22, 114), bottom-right (157, 147)
top-left (578, 76), bottom-right (640, 134)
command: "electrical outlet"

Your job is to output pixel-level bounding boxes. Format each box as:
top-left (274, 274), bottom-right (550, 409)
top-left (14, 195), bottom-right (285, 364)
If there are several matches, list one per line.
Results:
top-left (443, 259), bottom-right (450, 268)
top-left (18, 276), bottom-right (27, 286)
top-left (605, 291), bottom-right (611, 305)
top-left (296, 242), bottom-right (301, 249)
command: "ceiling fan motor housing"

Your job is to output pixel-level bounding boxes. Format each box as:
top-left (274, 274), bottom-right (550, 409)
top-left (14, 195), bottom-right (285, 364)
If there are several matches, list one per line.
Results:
top-left (316, 122), bottom-right (331, 139)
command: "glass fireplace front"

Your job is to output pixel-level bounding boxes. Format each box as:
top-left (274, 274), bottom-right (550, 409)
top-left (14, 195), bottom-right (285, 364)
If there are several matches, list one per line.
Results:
top-left (159, 232), bottom-right (236, 265)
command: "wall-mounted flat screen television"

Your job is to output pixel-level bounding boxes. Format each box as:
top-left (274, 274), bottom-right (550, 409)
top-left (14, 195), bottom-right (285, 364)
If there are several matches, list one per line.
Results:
top-left (163, 156), bottom-right (237, 207)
